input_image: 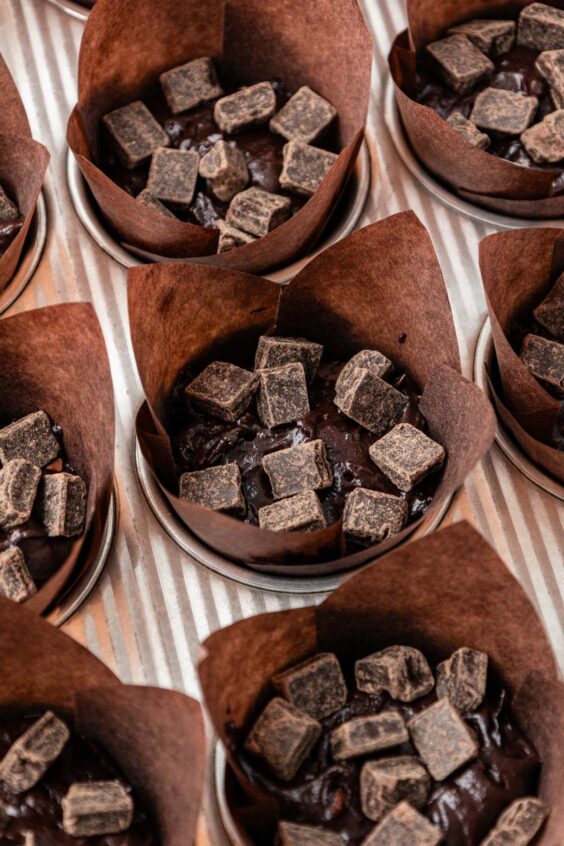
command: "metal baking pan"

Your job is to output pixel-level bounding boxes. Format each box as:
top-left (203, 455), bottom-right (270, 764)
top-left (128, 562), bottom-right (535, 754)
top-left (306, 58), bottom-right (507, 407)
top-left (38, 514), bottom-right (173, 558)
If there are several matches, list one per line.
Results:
top-left (0, 191), bottom-right (47, 316)
top-left (45, 0), bottom-right (89, 20)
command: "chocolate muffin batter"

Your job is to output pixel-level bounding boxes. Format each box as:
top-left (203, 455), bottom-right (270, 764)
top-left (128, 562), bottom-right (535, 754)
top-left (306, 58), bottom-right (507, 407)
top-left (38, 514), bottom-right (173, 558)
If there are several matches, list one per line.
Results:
top-left (0, 218), bottom-right (23, 260)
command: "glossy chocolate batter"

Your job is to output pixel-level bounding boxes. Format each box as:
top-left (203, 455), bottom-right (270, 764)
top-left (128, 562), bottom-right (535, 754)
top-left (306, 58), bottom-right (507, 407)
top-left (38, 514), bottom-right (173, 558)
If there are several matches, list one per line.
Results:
top-left (0, 218), bottom-right (23, 260)
top-left (0, 710), bottom-right (157, 845)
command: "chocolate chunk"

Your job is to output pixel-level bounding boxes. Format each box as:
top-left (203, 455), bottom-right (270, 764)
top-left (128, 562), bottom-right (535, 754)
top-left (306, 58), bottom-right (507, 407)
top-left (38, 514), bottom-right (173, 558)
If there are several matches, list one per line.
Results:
top-left (342, 488), bottom-right (408, 545)
top-left (214, 82), bottom-right (276, 134)
top-left (335, 351), bottom-right (392, 399)
top-left (262, 439), bottom-right (332, 499)
top-left (330, 712), bottom-right (408, 761)
top-left (0, 459), bottom-right (40, 529)
top-left (146, 148), bottom-right (199, 207)
top-left (446, 112), bottom-right (490, 149)
top-left (521, 109), bottom-right (564, 163)
top-left (186, 361), bottom-right (258, 421)
top-left (518, 3), bottom-right (564, 51)
top-left (334, 369), bottom-right (407, 435)
top-left (0, 547), bottom-right (36, 603)
top-left (0, 711), bottom-right (69, 793)
top-left (470, 88), bottom-right (538, 135)
top-left (520, 333), bottom-right (564, 391)
top-left (102, 101), bottom-right (169, 169)
top-left (215, 219), bottom-right (256, 253)
top-left (159, 57), bottom-right (223, 114)
top-left (0, 184), bottom-right (19, 222)
top-left (270, 86), bottom-right (337, 144)
top-left (280, 141), bottom-right (338, 197)
top-left (0, 411), bottom-right (59, 468)
top-left (360, 756), bottom-right (432, 823)
top-left (278, 821), bottom-right (344, 846)
top-left (199, 140), bottom-right (249, 202)
top-left (273, 653), bottom-right (347, 720)
top-left (355, 646), bottom-right (435, 702)
top-left (447, 19), bottom-right (516, 56)
top-left (179, 463), bottom-right (245, 514)
top-left (258, 490), bottom-right (326, 532)
top-left (536, 49), bottom-right (564, 108)
top-left (436, 647), bottom-right (488, 713)
top-left (245, 697), bottom-right (321, 781)
top-left (226, 187), bottom-right (291, 237)
top-left (257, 363), bottom-right (310, 428)
top-left (369, 423), bottom-right (445, 493)
top-left (407, 698), bottom-right (478, 781)
top-left (35, 473), bottom-right (87, 538)
top-left (480, 797), bottom-right (549, 846)
top-left (255, 336), bottom-right (323, 384)
top-left (136, 189), bottom-right (177, 218)
top-left (426, 35), bottom-right (494, 94)
top-left (362, 801), bottom-right (442, 846)
top-left (533, 272), bottom-right (564, 341)
top-left (62, 780), bottom-right (134, 837)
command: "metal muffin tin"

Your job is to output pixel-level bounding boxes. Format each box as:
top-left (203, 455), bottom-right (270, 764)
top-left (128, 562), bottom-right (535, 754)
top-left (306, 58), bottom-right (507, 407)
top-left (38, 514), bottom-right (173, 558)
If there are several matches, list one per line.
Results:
top-left (212, 744), bottom-right (245, 846)
top-left (67, 140), bottom-right (372, 283)
top-left (0, 191), bottom-right (47, 316)
top-left (45, 0), bottom-right (89, 20)
top-left (474, 319), bottom-right (564, 501)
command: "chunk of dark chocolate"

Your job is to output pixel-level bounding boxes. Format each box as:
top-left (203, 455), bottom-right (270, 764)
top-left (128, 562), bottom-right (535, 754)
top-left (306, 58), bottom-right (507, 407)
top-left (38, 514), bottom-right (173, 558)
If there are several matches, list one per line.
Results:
top-left (102, 101), bottom-right (169, 169)
top-left (262, 439), bottom-right (332, 499)
top-left (536, 49), bottom-right (564, 108)
top-left (362, 801), bottom-right (442, 846)
top-left (436, 647), bottom-right (488, 713)
top-left (0, 547), bottom-right (36, 603)
top-left (270, 86), bottom-right (337, 144)
top-left (0, 411), bottom-right (59, 468)
top-left (199, 140), bottom-right (249, 202)
top-left (179, 463), bottom-right (245, 514)
top-left (159, 57), bottom-right (223, 114)
top-left (426, 34), bottom-right (494, 94)
top-left (257, 363), bottom-right (310, 428)
top-left (369, 423), bottom-right (445, 493)
top-left (521, 109), bottom-right (564, 163)
top-left (447, 19), bottom-right (516, 56)
top-left (35, 473), bottom-right (87, 538)
top-left (245, 697), bottom-right (321, 781)
top-left (330, 711), bottom-right (408, 761)
top-left (360, 756), bottom-right (432, 823)
top-left (255, 336), bottom-right (323, 384)
top-left (407, 698), bottom-right (478, 781)
top-left (280, 141), bottom-right (338, 197)
top-left (62, 780), bottom-right (134, 837)
top-left (214, 82), bottom-right (276, 134)
top-left (258, 490), bottom-right (326, 532)
top-left (470, 88), bottom-right (538, 135)
top-left (518, 3), bottom-right (564, 51)
top-left (226, 187), bottom-right (291, 237)
top-left (136, 189), bottom-right (177, 218)
top-left (0, 184), bottom-right (19, 222)
top-left (186, 361), bottom-right (258, 421)
top-left (480, 796), bottom-right (549, 846)
top-left (146, 148), bottom-right (199, 207)
top-left (335, 351), bottom-right (392, 399)
top-left (216, 220), bottom-right (256, 253)
top-left (278, 821), bottom-right (344, 846)
top-left (342, 488), bottom-right (408, 545)
top-left (355, 645), bottom-right (435, 702)
top-left (446, 112), bottom-right (490, 149)
top-left (533, 272), bottom-right (564, 341)
top-left (273, 653), bottom-right (347, 720)
top-left (334, 369), bottom-right (407, 435)
top-left (0, 711), bottom-right (70, 793)
top-left (520, 333), bottom-right (564, 391)
top-left (0, 459), bottom-right (41, 529)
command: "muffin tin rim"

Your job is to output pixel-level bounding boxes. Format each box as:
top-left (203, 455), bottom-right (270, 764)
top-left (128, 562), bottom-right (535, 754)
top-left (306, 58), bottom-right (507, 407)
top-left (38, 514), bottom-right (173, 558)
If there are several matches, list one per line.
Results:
top-left (44, 0), bottom-right (89, 21)
top-left (0, 190), bottom-right (47, 317)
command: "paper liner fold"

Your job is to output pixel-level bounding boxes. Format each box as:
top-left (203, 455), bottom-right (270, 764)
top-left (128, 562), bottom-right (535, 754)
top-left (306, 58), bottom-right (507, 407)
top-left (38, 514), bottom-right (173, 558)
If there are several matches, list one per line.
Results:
top-left (0, 303), bottom-right (115, 613)
top-left (198, 521), bottom-right (563, 845)
top-left (67, 0), bottom-right (372, 271)
top-left (129, 212), bottom-right (496, 573)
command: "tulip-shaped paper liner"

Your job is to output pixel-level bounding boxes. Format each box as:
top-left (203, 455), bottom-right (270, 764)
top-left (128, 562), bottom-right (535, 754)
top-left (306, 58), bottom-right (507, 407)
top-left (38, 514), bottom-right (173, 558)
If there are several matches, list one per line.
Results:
top-left (67, 0), bottom-right (371, 270)
top-left (0, 303), bottom-right (114, 613)
top-left (198, 521), bottom-right (564, 845)
top-left (0, 597), bottom-right (205, 846)
top-left (0, 54), bottom-right (50, 292)
top-left (388, 0), bottom-right (564, 220)
top-left (480, 227), bottom-right (564, 483)
top-left (129, 211), bottom-right (496, 573)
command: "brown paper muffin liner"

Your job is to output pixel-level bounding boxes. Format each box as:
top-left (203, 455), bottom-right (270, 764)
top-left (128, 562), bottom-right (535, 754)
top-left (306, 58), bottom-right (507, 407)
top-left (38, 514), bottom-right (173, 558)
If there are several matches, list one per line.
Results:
top-left (198, 521), bottom-right (564, 845)
top-left (388, 1), bottom-right (564, 220)
top-left (66, 0), bottom-right (372, 272)
top-left (0, 596), bottom-right (205, 846)
top-left (480, 227), bottom-right (564, 483)
top-left (0, 303), bottom-right (115, 613)
top-left (129, 212), bottom-right (496, 573)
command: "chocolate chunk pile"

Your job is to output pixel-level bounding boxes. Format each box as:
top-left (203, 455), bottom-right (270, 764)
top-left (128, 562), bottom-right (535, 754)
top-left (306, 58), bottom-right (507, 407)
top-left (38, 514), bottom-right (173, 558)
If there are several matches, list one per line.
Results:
top-left (239, 646), bottom-right (549, 845)
top-left (101, 57), bottom-right (338, 253)
top-left (520, 271), bottom-right (564, 399)
top-left (0, 410), bottom-right (87, 603)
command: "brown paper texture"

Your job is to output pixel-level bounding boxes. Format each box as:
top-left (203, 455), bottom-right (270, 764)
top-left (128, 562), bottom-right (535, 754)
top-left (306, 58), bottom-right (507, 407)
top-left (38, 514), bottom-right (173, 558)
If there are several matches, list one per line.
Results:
top-left (0, 597), bottom-right (205, 846)
top-left (67, 0), bottom-right (372, 271)
top-left (0, 303), bottom-right (115, 613)
top-left (198, 521), bottom-right (563, 846)
top-left (129, 212), bottom-right (496, 573)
